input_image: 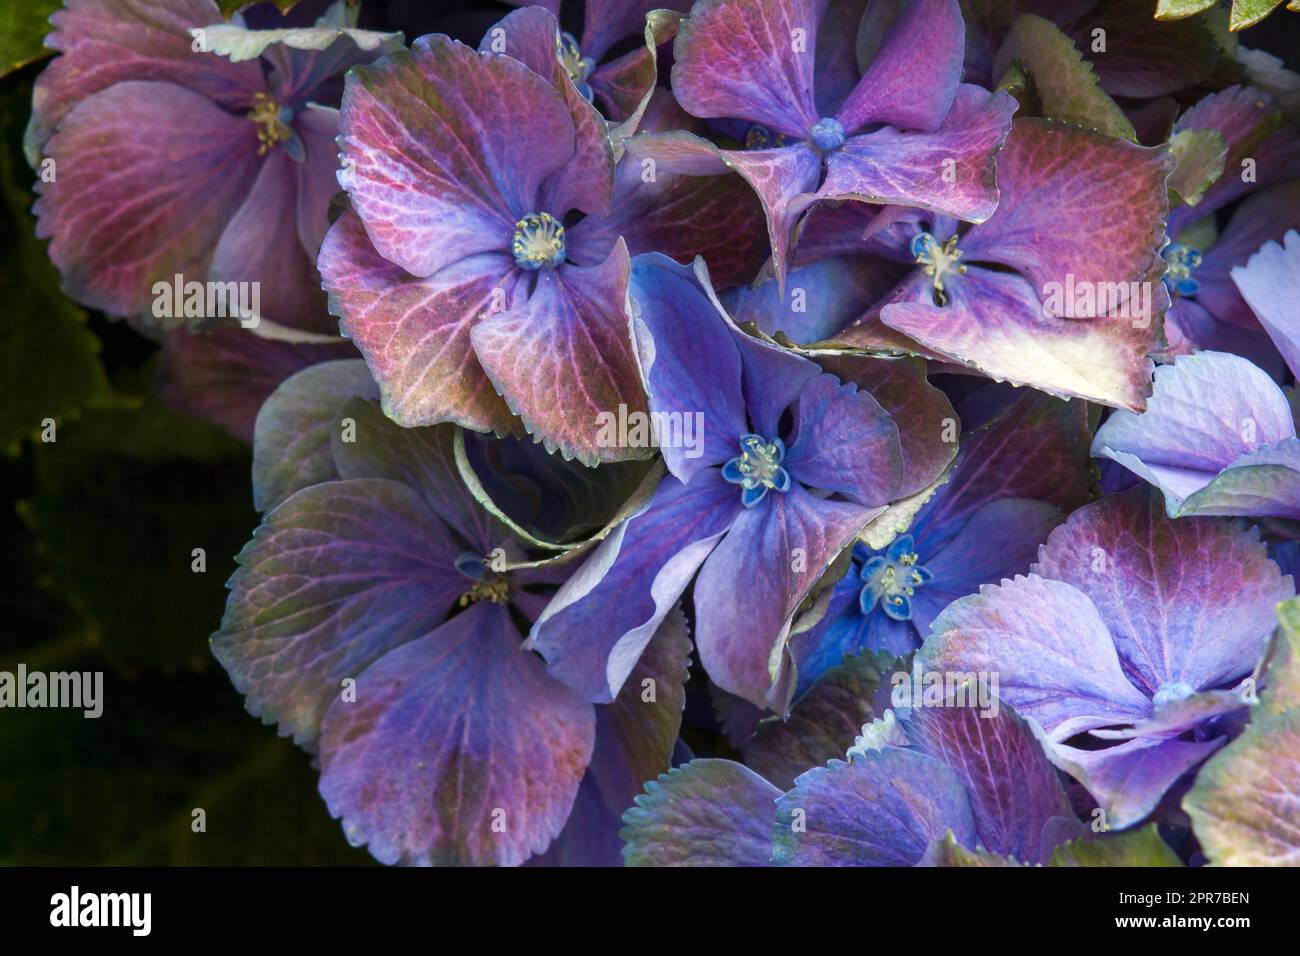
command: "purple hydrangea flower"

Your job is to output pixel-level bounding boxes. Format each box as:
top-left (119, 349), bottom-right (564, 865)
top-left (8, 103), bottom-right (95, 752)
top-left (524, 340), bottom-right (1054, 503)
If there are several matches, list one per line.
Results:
top-left (790, 390), bottom-right (1092, 689)
top-left (318, 28), bottom-right (764, 463)
top-left (627, 0), bottom-right (1018, 283)
top-left (1093, 351), bottom-right (1300, 520)
top-left (920, 485), bottom-right (1296, 827)
top-left (527, 254), bottom-right (956, 711)
top-left (212, 363), bottom-right (690, 866)
top-left (30, 0), bottom-right (400, 332)
top-left (822, 119), bottom-right (1174, 410)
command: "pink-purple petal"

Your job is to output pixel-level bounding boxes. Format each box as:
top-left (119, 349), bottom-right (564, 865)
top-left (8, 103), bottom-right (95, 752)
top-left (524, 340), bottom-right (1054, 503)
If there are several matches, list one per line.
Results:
top-left (337, 36), bottom-right (571, 278)
top-left (34, 80), bottom-right (261, 317)
top-left (1033, 486), bottom-right (1295, 696)
top-left (671, 0), bottom-right (824, 138)
top-left (835, 0), bottom-right (964, 135)
top-left (318, 600), bottom-right (595, 867)
top-left (317, 210), bottom-right (523, 433)
top-left (470, 240), bottom-right (647, 465)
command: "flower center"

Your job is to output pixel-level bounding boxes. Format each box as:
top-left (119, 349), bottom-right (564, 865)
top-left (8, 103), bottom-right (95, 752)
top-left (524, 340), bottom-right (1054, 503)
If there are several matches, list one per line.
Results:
top-left (1163, 243), bottom-right (1202, 297)
top-left (808, 117), bottom-right (845, 153)
top-left (512, 212), bottom-right (566, 270)
top-left (911, 231), bottom-right (967, 306)
top-left (1152, 681), bottom-right (1197, 711)
top-left (556, 31), bottom-right (596, 101)
top-left (858, 535), bottom-right (933, 622)
top-left (455, 550), bottom-right (511, 606)
top-left (249, 92), bottom-right (295, 155)
top-left (744, 123), bottom-right (791, 150)
top-left (722, 433), bottom-right (791, 507)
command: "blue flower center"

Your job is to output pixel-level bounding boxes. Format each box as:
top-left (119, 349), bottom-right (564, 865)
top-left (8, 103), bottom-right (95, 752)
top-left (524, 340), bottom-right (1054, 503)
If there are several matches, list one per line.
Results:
top-left (808, 117), bottom-right (845, 153)
top-left (911, 231), bottom-right (967, 306)
top-left (1152, 681), bottom-right (1197, 711)
top-left (744, 123), bottom-right (791, 150)
top-left (1163, 243), bottom-right (1202, 297)
top-left (722, 434), bottom-right (791, 507)
top-left (556, 31), bottom-right (596, 101)
top-left (512, 212), bottom-right (566, 270)
top-left (858, 535), bottom-right (933, 622)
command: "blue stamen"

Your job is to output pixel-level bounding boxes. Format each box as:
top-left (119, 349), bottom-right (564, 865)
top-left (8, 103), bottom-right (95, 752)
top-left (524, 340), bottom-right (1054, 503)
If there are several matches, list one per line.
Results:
top-left (1163, 243), bottom-right (1202, 297)
top-left (857, 534), bottom-right (934, 622)
top-left (722, 434), bottom-right (790, 507)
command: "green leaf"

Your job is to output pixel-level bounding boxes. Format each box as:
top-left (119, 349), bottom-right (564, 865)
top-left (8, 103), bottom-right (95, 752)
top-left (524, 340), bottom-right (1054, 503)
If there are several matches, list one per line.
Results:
top-left (1259, 597), bottom-right (1300, 718)
top-left (217, 0), bottom-right (307, 17)
top-left (0, 0), bottom-right (60, 78)
top-left (0, 655), bottom-right (372, 864)
top-left (1155, 0), bottom-right (1218, 19)
top-left (1185, 709), bottom-right (1300, 865)
top-left (1168, 128), bottom-right (1228, 207)
top-left (922, 832), bottom-right (1021, 866)
top-left (18, 383), bottom-right (255, 673)
top-left (1229, 0), bottom-right (1287, 31)
top-left (995, 14), bottom-right (1137, 142)
top-left (1049, 824), bottom-right (1184, 866)
top-left (0, 81), bottom-right (116, 454)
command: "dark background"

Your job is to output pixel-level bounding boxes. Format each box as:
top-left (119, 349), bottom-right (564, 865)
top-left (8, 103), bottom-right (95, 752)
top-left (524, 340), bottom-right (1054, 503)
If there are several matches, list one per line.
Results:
top-left (0, 1), bottom-right (1297, 865)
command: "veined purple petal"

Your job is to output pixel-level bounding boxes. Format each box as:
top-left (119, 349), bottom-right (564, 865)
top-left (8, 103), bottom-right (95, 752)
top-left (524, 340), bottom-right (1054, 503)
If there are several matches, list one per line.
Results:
top-left (722, 143), bottom-right (824, 289)
top-left (913, 390), bottom-right (1092, 553)
top-left (784, 373), bottom-right (904, 506)
top-left (329, 404), bottom-right (504, 555)
top-left (628, 255), bottom-right (747, 481)
top-left (1051, 735), bottom-right (1225, 830)
top-left (818, 84), bottom-right (1014, 224)
top-left (211, 478), bottom-right (467, 747)
top-left (209, 148), bottom-right (327, 333)
top-left (337, 35), bottom-right (572, 278)
top-left (1092, 352), bottom-right (1297, 515)
top-left (1168, 86), bottom-right (1300, 232)
top-left (906, 698), bottom-right (1071, 863)
top-left (318, 600), bottom-right (595, 867)
top-left (478, 7), bottom-right (615, 219)
top-left (34, 80), bottom-right (261, 317)
top-left (1033, 486), bottom-right (1294, 696)
top-left (587, 608), bottom-right (693, 817)
top-left (317, 210), bottom-right (523, 433)
top-left (920, 574), bottom-right (1153, 738)
top-left (621, 759), bottom-right (781, 866)
top-left (836, 0), bottom-right (964, 135)
top-left (251, 359), bottom-right (378, 513)
top-left (773, 751), bottom-right (977, 866)
top-left (471, 240), bottom-right (648, 465)
top-left (294, 104), bottom-right (342, 259)
top-left (1234, 229), bottom-right (1300, 380)
top-left (582, 0), bottom-right (687, 62)
top-left (26, 0), bottom-right (265, 160)
top-left (530, 470), bottom-right (741, 703)
top-left (256, 26), bottom-right (404, 106)
top-left (812, 0), bottom-right (868, 116)
top-left (816, 360), bottom-right (954, 511)
top-left (694, 484), bottom-right (879, 710)
top-left (959, 119), bottom-right (1174, 317)
top-left (880, 265), bottom-right (1160, 411)
top-left (671, 0), bottom-right (824, 138)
